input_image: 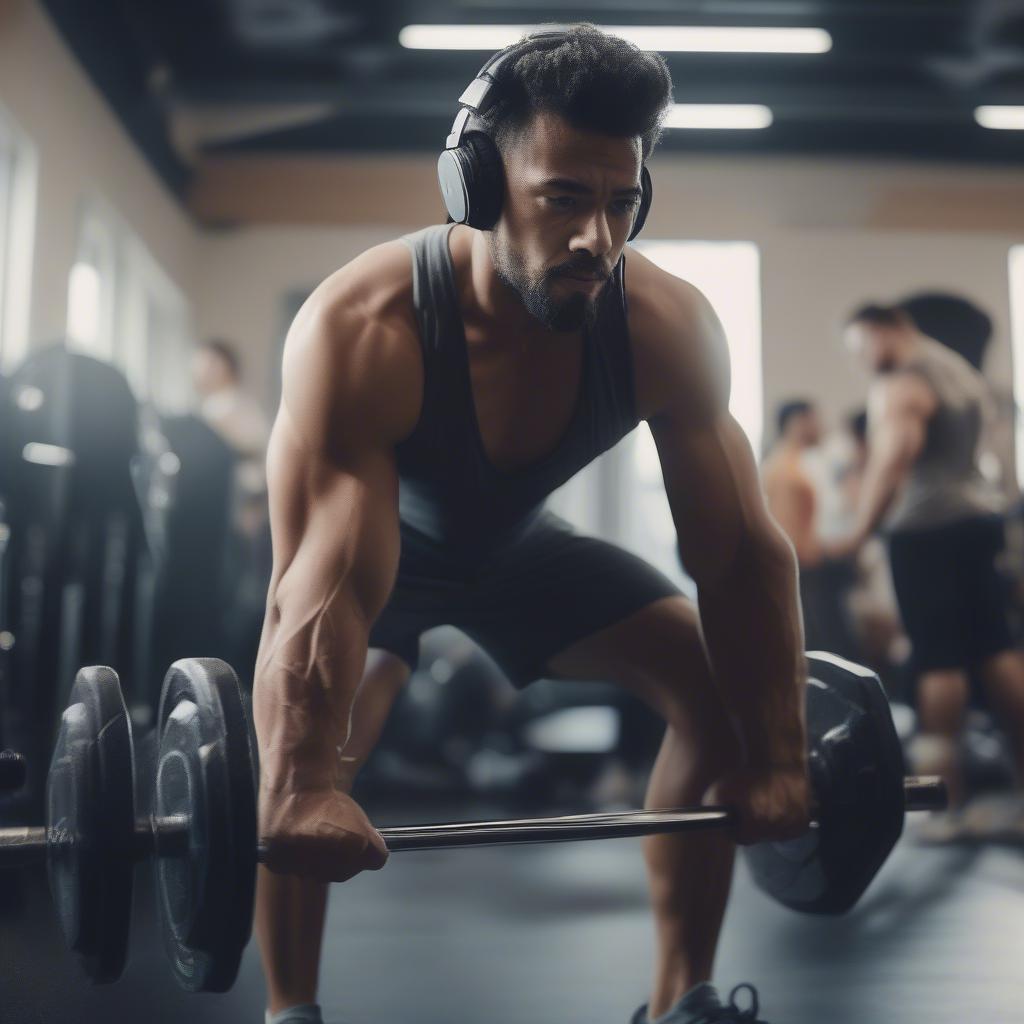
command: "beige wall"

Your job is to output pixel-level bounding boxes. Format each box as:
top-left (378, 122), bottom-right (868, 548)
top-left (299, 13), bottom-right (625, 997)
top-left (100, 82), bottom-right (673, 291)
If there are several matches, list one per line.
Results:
top-left (192, 155), bottom-right (1022, 461)
top-left (0, 0), bottom-right (197, 358)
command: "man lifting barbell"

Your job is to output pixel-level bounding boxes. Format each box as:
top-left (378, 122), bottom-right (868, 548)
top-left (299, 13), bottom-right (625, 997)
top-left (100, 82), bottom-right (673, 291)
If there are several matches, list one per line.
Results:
top-left (252, 25), bottom-right (810, 1024)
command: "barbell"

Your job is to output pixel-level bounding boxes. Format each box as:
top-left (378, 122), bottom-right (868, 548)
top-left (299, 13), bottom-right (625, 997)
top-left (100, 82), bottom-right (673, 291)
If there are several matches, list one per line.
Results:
top-left (0, 652), bottom-right (946, 992)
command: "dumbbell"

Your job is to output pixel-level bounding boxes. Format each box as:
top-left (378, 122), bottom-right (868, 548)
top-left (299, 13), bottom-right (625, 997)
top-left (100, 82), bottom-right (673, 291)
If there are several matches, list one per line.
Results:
top-left (0, 654), bottom-right (946, 993)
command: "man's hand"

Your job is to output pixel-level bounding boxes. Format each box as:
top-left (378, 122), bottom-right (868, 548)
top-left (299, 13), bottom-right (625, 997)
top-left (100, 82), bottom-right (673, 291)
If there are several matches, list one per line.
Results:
top-left (259, 786), bottom-right (389, 883)
top-left (707, 763), bottom-right (811, 846)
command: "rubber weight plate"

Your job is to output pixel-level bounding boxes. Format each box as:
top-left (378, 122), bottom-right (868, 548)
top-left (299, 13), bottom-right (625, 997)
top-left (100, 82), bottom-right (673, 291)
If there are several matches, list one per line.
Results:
top-left (155, 659), bottom-right (257, 992)
top-left (743, 653), bottom-right (905, 914)
top-left (46, 666), bottom-right (135, 982)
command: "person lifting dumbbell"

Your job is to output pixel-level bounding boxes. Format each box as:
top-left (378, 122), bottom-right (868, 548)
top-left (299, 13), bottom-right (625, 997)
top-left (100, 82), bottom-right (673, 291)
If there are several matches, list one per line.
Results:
top-left (253, 26), bottom-right (809, 1024)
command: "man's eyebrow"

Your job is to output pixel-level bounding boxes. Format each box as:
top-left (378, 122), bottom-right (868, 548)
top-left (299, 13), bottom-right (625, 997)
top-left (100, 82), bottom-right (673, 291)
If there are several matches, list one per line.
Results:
top-left (536, 177), bottom-right (642, 197)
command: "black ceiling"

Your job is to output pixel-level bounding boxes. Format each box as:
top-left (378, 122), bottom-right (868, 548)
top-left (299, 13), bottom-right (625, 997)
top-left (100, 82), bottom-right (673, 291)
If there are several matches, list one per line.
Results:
top-left (40, 1), bottom-right (1024, 201)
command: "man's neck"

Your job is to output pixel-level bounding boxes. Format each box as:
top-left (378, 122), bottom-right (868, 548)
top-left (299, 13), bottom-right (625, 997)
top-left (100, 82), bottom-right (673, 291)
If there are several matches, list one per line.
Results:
top-left (779, 436), bottom-right (808, 459)
top-left (460, 227), bottom-right (581, 348)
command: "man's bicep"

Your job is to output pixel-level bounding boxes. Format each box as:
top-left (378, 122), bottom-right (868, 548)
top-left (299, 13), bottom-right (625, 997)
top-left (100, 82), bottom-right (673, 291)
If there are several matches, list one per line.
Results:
top-left (650, 410), bottom-right (786, 585)
top-left (869, 376), bottom-right (931, 466)
top-left (266, 406), bottom-right (401, 634)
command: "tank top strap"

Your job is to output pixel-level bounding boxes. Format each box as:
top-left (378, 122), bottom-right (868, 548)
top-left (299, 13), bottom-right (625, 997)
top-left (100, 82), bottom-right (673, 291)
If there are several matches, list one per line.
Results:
top-left (400, 224), bottom-right (462, 359)
top-left (581, 253), bottom-right (640, 443)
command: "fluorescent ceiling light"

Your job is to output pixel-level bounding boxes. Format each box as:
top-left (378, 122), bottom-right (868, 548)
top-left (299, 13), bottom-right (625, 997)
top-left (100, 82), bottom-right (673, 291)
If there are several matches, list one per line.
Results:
top-left (665, 104), bottom-right (773, 130)
top-left (399, 24), bottom-right (831, 54)
top-left (975, 106), bottom-right (1024, 130)
top-left (22, 443), bottom-right (75, 468)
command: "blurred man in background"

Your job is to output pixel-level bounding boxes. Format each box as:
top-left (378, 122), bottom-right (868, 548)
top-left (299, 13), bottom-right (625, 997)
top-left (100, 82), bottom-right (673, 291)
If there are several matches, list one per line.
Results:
top-left (762, 400), bottom-right (858, 658)
top-left (833, 302), bottom-right (1024, 831)
top-left (762, 400), bottom-right (823, 568)
top-left (191, 337), bottom-right (272, 674)
top-left (192, 337), bottom-right (270, 481)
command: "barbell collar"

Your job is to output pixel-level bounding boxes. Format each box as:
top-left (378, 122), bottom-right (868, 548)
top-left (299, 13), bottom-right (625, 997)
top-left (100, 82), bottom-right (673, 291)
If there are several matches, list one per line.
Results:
top-left (0, 826), bottom-right (47, 868)
top-left (0, 814), bottom-right (193, 869)
top-left (903, 775), bottom-right (948, 812)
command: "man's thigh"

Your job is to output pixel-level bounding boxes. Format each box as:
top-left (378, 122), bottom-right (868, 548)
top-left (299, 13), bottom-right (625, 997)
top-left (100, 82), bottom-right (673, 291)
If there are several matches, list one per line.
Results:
top-left (544, 594), bottom-right (726, 734)
top-left (459, 512), bottom-right (682, 687)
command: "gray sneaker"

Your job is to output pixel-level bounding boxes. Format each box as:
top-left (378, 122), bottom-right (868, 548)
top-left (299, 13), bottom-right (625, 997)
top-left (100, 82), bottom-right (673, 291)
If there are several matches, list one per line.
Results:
top-left (630, 983), bottom-right (768, 1023)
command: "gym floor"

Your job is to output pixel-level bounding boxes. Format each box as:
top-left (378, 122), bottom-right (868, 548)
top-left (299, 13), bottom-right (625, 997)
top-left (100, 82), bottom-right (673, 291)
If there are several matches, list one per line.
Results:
top-left (2, 802), bottom-right (1023, 1024)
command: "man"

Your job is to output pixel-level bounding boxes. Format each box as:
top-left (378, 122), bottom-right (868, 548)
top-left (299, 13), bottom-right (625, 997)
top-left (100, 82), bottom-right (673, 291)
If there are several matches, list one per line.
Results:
top-left (253, 26), bottom-right (809, 1024)
top-left (761, 400), bottom-right (823, 567)
top-left (831, 303), bottom-right (1024, 815)
top-left (762, 401), bottom-right (860, 659)
top-left (192, 337), bottom-right (270, 465)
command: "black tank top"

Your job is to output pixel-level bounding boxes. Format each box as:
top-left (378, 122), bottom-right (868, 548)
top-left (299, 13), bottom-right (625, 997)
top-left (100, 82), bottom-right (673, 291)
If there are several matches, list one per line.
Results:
top-left (395, 223), bottom-right (640, 553)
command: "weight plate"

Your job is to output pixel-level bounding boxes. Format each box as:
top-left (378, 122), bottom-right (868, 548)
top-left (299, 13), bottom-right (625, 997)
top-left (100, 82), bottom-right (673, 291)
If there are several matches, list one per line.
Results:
top-left (154, 659), bottom-right (257, 992)
top-left (46, 665), bottom-right (135, 982)
top-left (744, 653), bottom-right (905, 915)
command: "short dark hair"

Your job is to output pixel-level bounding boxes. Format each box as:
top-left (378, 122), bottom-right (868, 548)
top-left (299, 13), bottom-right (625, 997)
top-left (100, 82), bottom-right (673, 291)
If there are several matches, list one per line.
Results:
top-left (777, 399), bottom-right (814, 436)
top-left (480, 24), bottom-right (673, 163)
top-left (845, 303), bottom-right (914, 329)
top-left (198, 338), bottom-right (241, 380)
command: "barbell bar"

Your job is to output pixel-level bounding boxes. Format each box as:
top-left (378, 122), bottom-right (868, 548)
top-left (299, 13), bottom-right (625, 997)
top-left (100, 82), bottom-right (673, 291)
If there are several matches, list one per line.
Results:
top-left (0, 774), bottom-right (947, 869)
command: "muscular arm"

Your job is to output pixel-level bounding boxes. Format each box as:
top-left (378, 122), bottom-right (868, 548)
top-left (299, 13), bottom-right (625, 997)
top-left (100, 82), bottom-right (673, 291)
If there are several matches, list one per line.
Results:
top-left (846, 373), bottom-right (934, 547)
top-left (640, 281), bottom-right (806, 775)
top-left (252, 249), bottom-right (420, 871)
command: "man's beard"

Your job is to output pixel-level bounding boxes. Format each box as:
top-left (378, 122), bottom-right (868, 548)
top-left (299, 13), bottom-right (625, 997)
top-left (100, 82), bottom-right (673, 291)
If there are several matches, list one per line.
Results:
top-left (490, 236), bottom-right (608, 333)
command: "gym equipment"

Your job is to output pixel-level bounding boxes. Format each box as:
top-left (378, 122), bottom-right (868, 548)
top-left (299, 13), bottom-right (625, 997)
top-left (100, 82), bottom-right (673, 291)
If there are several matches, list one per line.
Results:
top-left (0, 750), bottom-right (27, 792)
top-left (744, 652), bottom-right (913, 913)
top-left (0, 653), bottom-right (946, 992)
top-left (46, 666), bottom-right (135, 983)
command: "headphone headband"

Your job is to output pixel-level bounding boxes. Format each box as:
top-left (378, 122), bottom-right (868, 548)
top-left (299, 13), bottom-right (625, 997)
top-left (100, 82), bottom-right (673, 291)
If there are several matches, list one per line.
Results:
top-left (437, 28), bottom-right (653, 239)
top-left (445, 30), bottom-right (570, 151)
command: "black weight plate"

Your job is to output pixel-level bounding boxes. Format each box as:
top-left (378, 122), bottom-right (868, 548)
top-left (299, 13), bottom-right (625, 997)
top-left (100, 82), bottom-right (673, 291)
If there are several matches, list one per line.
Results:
top-left (154, 659), bottom-right (257, 992)
top-left (744, 652), bottom-right (905, 914)
top-left (46, 666), bottom-right (135, 982)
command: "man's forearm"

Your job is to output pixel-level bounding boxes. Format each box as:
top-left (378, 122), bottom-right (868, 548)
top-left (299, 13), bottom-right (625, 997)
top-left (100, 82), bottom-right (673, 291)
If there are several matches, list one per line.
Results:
top-left (849, 449), bottom-right (906, 544)
top-left (253, 584), bottom-right (370, 792)
top-left (693, 533), bottom-right (806, 769)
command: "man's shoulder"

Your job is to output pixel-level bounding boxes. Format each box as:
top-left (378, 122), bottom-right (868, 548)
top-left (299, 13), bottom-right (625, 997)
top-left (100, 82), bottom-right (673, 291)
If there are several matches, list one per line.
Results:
top-left (313, 237), bottom-right (418, 335)
top-left (763, 450), bottom-right (812, 490)
top-left (624, 247), bottom-right (706, 343)
top-left (281, 238), bottom-right (423, 449)
top-left (872, 365), bottom-right (937, 421)
top-left (624, 247), bottom-right (728, 420)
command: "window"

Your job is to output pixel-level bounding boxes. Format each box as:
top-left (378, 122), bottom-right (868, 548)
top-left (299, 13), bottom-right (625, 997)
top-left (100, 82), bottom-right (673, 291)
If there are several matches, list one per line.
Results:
top-left (549, 240), bottom-right (763, 588)
top-left (66, 200), bottom-right (117, 358)
top-left (0, 105), bottom-right (37, 372)
top-left (1010, 245), bottom-right (1024, 488)
top-left (67, 197), bottom-right (193, 412)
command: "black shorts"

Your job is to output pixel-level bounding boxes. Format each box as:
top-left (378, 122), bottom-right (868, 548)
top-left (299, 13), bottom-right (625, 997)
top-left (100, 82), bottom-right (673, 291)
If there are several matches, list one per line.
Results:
top-left (368, 511), bottom-right (682, 687)
top-left (887, 513), bottom-right (1014, 673)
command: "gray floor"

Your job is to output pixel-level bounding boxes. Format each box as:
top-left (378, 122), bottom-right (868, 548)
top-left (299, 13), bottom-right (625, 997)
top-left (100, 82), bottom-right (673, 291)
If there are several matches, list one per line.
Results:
top-left (3, 809), bottom-right (1024, 1024)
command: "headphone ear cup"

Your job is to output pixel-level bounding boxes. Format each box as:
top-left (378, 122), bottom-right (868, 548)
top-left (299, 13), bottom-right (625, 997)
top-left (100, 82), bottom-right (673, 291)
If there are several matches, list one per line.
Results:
top-left (460, 132), bottom-right (505, 230)
top-left (628, 164), bottom-right (653, 241)
top-left (438, 148), bottom-right (470, 224)
top-left (437, 134), bottom-right (504, 230)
